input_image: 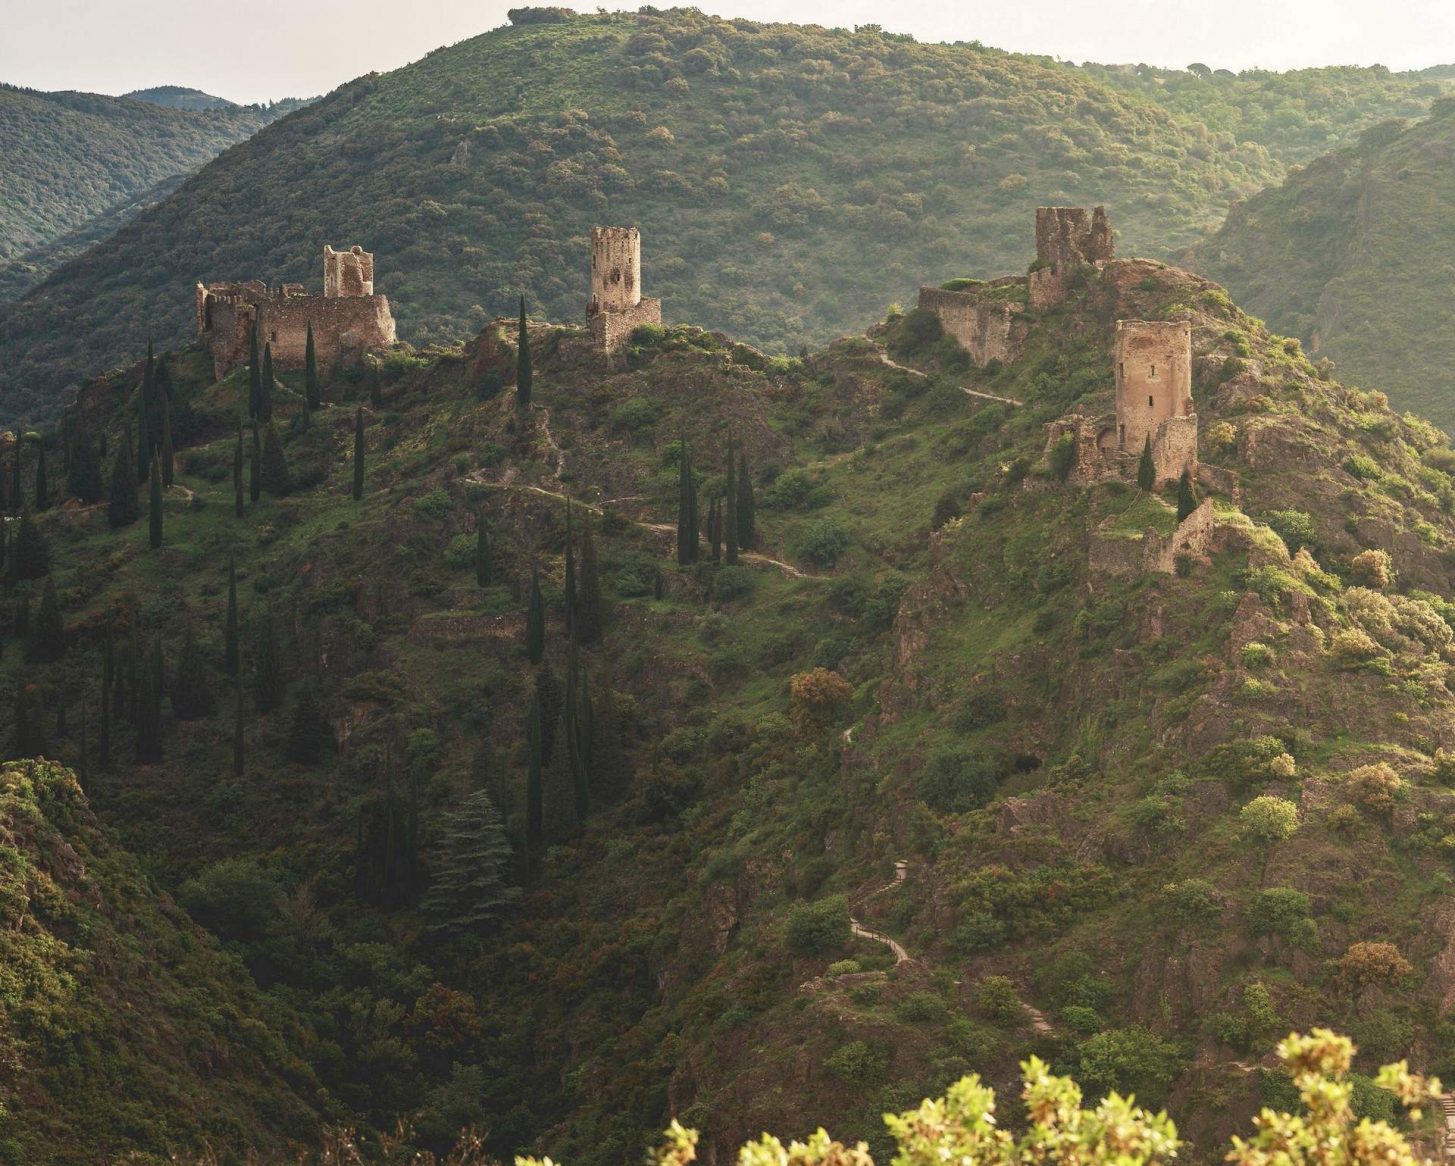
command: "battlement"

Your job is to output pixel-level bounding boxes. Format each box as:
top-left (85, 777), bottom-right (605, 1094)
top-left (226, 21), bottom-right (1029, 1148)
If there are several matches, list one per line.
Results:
top-left (587, 226), bottom-right (661, 354)
top-left (196, 245), bottom-right (395, 380)
top-left (1028, 206), bottom-right (1114, 308)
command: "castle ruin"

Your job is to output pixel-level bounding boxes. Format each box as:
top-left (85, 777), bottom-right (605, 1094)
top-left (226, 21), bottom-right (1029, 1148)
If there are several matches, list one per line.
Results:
top-left (586, 226), bottom-right (662, 354)
top-left (1113, 320), bottom-right (1196, 485)
top-left (196, 245), bottom-right (396, 380)
top-left (1028, 206), bottom-right (1114, 309)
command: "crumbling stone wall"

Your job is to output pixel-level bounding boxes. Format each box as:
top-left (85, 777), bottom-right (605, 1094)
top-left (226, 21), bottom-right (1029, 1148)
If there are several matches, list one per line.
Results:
top-left (1028, 206), bottom-right (1114, 308)
top-left (323, 244), bottom-right (375, 297)
top-left (917, 283), bottom-right (1029, 367)
top-left (196, 245), bottom-right (395, 379)
top-left (1089, 498), bottom-right (1219, 577)
top-left (587, 226), bottom-right (662, 354)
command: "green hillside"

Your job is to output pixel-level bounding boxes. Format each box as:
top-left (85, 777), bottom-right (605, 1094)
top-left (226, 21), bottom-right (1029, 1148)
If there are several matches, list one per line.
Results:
top-left (0, 6), bottom-right (1297, 428)
top-left (14, 224), bottom-right (1455, 1161)
top-left (0, 757), bottom-right (323, 1163)
top-left (0, 85), bottom-right (303, 299)
top-left (1190, 98), bottom-right (1455, 431)
top-left (124, 86), bottom-right (241, 112)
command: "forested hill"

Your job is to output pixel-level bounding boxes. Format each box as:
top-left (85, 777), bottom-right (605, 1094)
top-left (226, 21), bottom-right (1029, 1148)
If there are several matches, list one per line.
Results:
top-left (0, 85), bottom-right (303, 300)
top-left (0, 6), bottom-right (1297, 427)
top-left (1189, 98), bottom-right (1455, 432)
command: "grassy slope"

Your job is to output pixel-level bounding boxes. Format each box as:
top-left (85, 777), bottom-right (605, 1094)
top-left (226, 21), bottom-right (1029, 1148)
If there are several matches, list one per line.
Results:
top-left (1190, 99), bottom-right (1455, 431)
top-left (18, 246), bottom-right (1455, 1162)
top-left (0, 7), bottom-right (1294, 428)
top-left (0, 758), bottom-right (323, 1164)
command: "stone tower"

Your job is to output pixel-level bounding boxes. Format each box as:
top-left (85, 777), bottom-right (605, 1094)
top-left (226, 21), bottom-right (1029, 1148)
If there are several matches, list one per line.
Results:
top-left (1115, 320), bottom-right (1196, 484)
top-left (586, 226), bottom-right (662, 354)
top-left (324, 244), bottom-right (375, 298)
top-left (1028, 206), bottom-right (1114, 309)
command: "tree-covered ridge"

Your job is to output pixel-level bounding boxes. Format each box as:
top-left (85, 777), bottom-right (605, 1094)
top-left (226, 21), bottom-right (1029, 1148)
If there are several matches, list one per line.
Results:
top-left (1078, 62), bottom-right (1447, 166)
top-left (14, 240), bottom-right (1455, 1162)
top-left (1189, 97), bottom-right (1455, 431)
top-left (0, 6), bottom-right (1290, 427)
top-left (0, 84), bottom-right (304, 295)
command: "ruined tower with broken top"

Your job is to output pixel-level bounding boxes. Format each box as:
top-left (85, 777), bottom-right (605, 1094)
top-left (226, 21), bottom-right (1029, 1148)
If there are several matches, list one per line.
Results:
top-left (586, 226), bottom-right (662, 354)
top-left (1027, 206), bottom-right (1114, 309)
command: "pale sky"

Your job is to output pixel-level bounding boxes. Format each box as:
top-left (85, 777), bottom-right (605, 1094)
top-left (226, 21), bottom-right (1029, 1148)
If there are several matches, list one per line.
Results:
top-left (2, 0), bottom-right (1453, 105)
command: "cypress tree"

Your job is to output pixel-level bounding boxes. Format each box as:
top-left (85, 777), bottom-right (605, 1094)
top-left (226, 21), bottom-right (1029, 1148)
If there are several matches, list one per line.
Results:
top-left (107, 426), bottom-right (139, 529)
top-left (724, 440), bottom-right (739, 565)
top-left (148, 453), bottom-right (163, 549)
top-left (260, 423), bottom-right (291, 497)
top-left (676, 440), bottom-right (695, 566)
top-left (33, 444), bottom-right (48, 512)
top-left (1176, 468), bottom-right (1199, 522)
top-left (516, 295), bottom-right (532, 408)
top-left (171, 625), bottom-right (214, 720)
top-left (708, 496), bottom-right (721, 564)
top-left (135, 651), bottom-right (162, 763)
top-left (526, 690), bottom-right (543, 853)
top-left (352, 408), bottom-right (365, 501)
top-left (252, 610), bottom-right (284, 714)
top-left (26, 575), bottom-right (63, 663)
top-left (126, 621), bottom-right (139, 725)
top-left (368, 362), bottom-right (383, 410)
top-left (576, 510), bottom-right (603, 644)
top-left (420, 789), bottom-right (520, 933)
top-left (138, 341), bottom-right (155, 483)
top-left (159, 387), bottom-right (175, 487)
top-left (233, 426), bottom-right (245, 517)
top-left (99, 640), bottom-right (113, 770)
top-left (304, 322), bottom-right (322, 414)
top-left (261, 342), bottom-right (275, 422)
top-left (563, 503), bottom-right (577, 636)
top-left (687, 448), bottom-right (699, 563)
top-left (67, 425), bottom-right (102, 505)
top-left (232, 671), bottom-right (244, 777)
top-left (1137, 434), bottom-right (1156, 491)
top-left (737, 451), bottom-right (755, 549)
top-left (535, 666), bottom-right (563, 766)
top-left (11, 510), bottom-right (49, 582)
top-left (225, 557), bottom-right (239, 677)
top-left (13, 597), bottom-right (29, 637)
top-left (13, 678), bottom-right (32, 758)
top-left (8, 443), bottom-right (20, 514)
top-left (475, 512), bottom-right (492, 588)
top-left (565, 638), bottom-right (589, 822)
top-left (248, 321), bottom-right (262, 421)
top-left (286, 681), bottom-right (333, 765)
top-left (249, 424), bottom-right (261, 503)
top-left (525, 569), bottom-right (545, 665)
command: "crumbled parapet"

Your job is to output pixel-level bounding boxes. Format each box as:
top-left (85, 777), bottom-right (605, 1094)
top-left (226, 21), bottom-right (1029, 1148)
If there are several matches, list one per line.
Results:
top-left (1028, 205), bottom-right (1114, 308)
top-left (586, 226), bottom-right (662, 355)
top-left (916, 281), bottom-right (1029, 367)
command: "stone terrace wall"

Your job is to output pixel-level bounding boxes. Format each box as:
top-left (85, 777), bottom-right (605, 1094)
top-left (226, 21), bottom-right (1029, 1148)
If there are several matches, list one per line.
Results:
top-left (1089, 498), bottom-right (1219, 577)
top-left (1151, 413), bottom-right (1199, 487)
top-left (917, 286), bottom-right (1029, 367)
top-left (588, 296), bottom-right (661, 356)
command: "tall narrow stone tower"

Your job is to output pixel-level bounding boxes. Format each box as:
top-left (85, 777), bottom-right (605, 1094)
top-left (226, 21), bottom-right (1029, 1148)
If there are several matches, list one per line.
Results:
top-left (324, 244), bottom-right (375, 297)
top-left (587, 226), bottom-right (662, 354)
top-left (1028, 206), bottom-right (1114, 309)
top-left (1115, 320), bottom-right (1196, 485)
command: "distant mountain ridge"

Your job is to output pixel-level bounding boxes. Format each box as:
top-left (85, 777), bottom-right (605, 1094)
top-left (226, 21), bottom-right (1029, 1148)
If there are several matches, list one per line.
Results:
top-left (124, 84), bottom-right (239, 110)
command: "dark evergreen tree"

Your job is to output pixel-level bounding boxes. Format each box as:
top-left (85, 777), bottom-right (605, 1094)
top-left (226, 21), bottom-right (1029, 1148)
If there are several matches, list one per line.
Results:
top-left (33, 443), bottom-right (48, 512)
top-left (248, 321), bottom-right (262, 421)
top-left (420, 789), bottom-right (520, 933)
top-left (233, 426), bottom-right (245, 517)
top-left (148, 453), bottom-right (163, 549)
top-left (676, 440), bottom-right (698, 566)
top-left (107, 426), bottom-right (139, 529)
top-left (26, 575), bottom-right (63, 663)
top-left (563, 503), bottom-right (577, 636)
top-left (126, 621), bottom-right (139, 725)
top-left (286, 681), bottom-right (333, 764)
top-left (516, 295), bottom-right (532, 408)
top-left (708, 496), bottom-right (722, 564)
top-left (1137, 434), bottom-right (1156, 491)
top-left (9, 443), bottom-right (21, 514)
top-left (249, 424), bottom-right (261, 503)
top-left (99, 636), bottom-right (113, 770)
top-left (535, 666), bottom-right (563, 766)
top-left (67, 425), bottom-right (102, 504)
top-left (261, 342), bottom-right (275, 422)
top-left (251, 610), bottom-right (284, 714)
top-left (724, 440), bottom-right (739, 565)
top-left (159, 386), bottom-right (175, 487)
top-left (368, 362), bottom-right (383, 410)
top-left (475, 511), bottom-right (492, 588)
top-left (232, 671), bottom-right (244, 777)
top-left (525, 569), bottom-right (545, 664)
top-left (11, 511), bottom-right (49, 582)
top-left (737, 451), bottom-right (755, 548)
top-left (259, 422), bottom-right (291, 497)
top-left (135, 651), bottom-right (163, 764)
top-left (304, 322), bottom-right (322, 414)
top-left (526, 690), bottom-right (543, 853)
top-left (352, 408), bottom-right (365, 501)
top-left (171, 625), bottom-right (214, 720)
top-left (565, 639), bottom-right (590, 822)
top-left (13, 678), bottom-right (35, 758)
top-left (1176, 468), bottom-right (1199, 522)
top-left (138, 341), bottom-right (155, 483)
top-left (13, 597), bottom-right (29, 637)
top-left (576, 510), bottom-right (603, 644)
top-left (225, 557), bottom-right (239, 677)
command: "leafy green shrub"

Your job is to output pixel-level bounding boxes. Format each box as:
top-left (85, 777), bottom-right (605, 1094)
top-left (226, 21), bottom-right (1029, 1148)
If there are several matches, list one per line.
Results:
top-left (1240, 796), bottom-right (1301, 842)
top-left (824, 1039), bottom-right (890, 1087)
top-left (785, 895), bottom-right (850, 955)
top-left (1245, 887), bottom-right (1318, 947)
top-left (953, 911), bottom-right (1007, 954)
top-left (1162, 878), bottom-right (1220, 924)
top-left (1345, 454), bottom-right (1382, 481)
top-left (975, 975), bottom-right (1022, 1023)
top-left (414, 488), bottom-right (453, 519)
top-left (610, 397), bottom-right (662, 434)
top-left (178, 857), bottom-right (284, 944)
top-left (895, 992), bottom-right (949, 1024)
top-left (1241, 642), bottom-right (1275, 671)
top-left (1076, 1026), bottom-right (1181, 1106)
top-left (1049, 432), bottom-right (1076, 482)
top-left (762, 467), bottom-right (831, 510)
top-left (826, 959), bottom-right (862, 977)
top-left (444, 534), bottom-right (476, 569)
top-left (916, 748), bottom-right (1005, 813)
top-left (712, 566), bottom-right (755, 602)
top-left (953, 691), bottom-right (1006, 733)
top-left (796, 520), bottom-right (851, 568)
top-left (1059, 1005), bottom-right (1104, 1035)
top-left (1263, 509), bottom-right (1318, 554)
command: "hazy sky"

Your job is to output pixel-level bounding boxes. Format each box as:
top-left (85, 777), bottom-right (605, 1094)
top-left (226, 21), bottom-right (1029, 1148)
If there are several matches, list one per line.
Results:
top-left (3, 0), bottom-right (1454, 105)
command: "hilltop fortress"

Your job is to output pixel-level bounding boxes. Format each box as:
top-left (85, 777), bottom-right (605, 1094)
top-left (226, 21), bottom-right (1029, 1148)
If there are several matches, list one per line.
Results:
top-left (195, 245), bottom-right (396, 379)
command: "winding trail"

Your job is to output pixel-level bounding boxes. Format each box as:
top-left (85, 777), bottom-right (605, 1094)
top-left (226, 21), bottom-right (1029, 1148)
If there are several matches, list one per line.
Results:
top-left (849, 860), bottom-right (912, 965)
top-left (874, 349), bottom-right (1024, 407)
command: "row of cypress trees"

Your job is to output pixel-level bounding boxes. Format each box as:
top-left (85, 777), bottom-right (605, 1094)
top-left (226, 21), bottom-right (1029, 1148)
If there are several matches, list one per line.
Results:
top-left (677, 437), bottom-right (756, 566)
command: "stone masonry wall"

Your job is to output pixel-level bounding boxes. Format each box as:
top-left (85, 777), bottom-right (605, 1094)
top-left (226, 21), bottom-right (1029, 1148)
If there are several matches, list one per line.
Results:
top-left (589, 227), bottom-right (642, 314)
top-left (1089, 498), bottom-right (1219, 577)
top-left (1114, 320), bottom-right (1193, 454)
top-left (917, 286), bottom-right (1029, 367)
top-left (1151, 413), bottom-right (1199, 487)
top-left (1028, 206), bottom-right (1113, 308)
top-left (323, 245), bottom-right (375, 297)
top-left (202, 292), bottom-right (395, 379)
top-left (589, 296), bottom-right (661, 355)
